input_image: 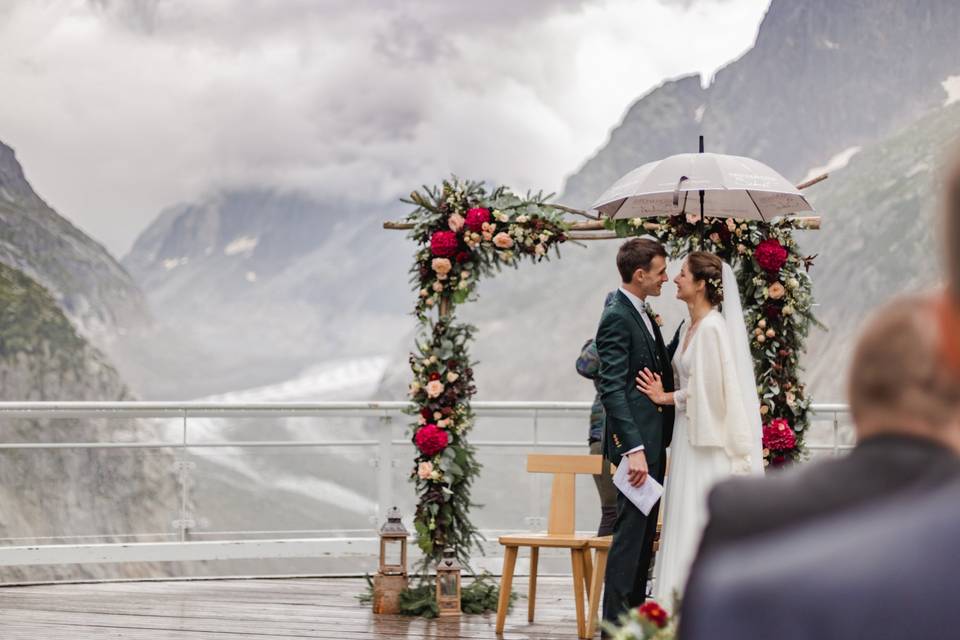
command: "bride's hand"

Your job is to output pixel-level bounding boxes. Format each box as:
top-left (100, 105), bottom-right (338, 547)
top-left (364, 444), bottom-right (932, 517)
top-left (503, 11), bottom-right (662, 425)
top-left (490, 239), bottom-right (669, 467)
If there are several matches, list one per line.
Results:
top-left (636, 368), bottom-right (666, 404)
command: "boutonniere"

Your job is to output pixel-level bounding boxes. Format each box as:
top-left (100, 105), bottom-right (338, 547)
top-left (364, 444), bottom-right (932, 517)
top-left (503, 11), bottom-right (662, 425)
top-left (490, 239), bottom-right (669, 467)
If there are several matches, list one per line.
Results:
top-left (643, 302), bottom-right (664, 327)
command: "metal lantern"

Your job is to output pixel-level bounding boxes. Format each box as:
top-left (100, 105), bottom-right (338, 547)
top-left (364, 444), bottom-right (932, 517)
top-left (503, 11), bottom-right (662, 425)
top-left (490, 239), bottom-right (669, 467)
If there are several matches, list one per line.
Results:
top-left (378, 506), bottom-right (408, 576)
top-left (436, 547), bottom-right (462, 617)
top-left (373, 507), bottom-right (409, 614)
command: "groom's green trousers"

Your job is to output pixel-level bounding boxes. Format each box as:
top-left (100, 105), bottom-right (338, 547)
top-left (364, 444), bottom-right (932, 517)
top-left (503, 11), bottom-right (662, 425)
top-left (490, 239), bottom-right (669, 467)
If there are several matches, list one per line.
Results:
top-left (602, 450), bottom-right (667, 624)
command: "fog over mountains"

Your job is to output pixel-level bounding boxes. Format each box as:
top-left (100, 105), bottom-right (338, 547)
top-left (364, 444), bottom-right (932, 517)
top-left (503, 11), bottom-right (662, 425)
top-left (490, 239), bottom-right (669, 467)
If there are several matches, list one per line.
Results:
top-left (0, 0), bottom-right (957, 581)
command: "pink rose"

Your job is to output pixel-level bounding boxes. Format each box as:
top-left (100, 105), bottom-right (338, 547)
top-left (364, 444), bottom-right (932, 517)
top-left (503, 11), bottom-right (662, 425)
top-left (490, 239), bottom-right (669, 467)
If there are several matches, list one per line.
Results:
top-left (768, 282), bottom-right (786, 300)
top-left (417, 461), bottom-right (433, 480)
top-left (431, 257), bottom-right (452, 276)
top-left (493, 232), bottom-right (514, 249)
top-left (426, 380), bottom-right (445, 398)
top-left (447, 213), bottom-right (465, 233)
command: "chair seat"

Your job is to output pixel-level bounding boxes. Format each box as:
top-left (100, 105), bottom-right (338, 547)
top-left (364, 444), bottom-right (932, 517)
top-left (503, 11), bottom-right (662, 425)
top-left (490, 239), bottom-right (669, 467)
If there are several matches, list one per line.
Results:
top-left (498, 533), bottom-right (593, 548)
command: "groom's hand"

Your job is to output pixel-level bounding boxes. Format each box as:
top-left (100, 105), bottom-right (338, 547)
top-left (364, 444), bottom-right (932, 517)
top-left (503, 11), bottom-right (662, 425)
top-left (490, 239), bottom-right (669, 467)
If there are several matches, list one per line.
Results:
top-left (626, 450), bottom-right (648, 487)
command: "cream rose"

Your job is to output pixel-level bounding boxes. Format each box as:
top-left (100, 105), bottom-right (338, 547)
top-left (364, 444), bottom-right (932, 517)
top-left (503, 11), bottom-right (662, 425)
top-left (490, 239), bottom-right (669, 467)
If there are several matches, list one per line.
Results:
top-left (431, 258), bottom-right (452, 276)
top-left (426, 380), bottom-right (445, 398)
top-left (768, 282), bottom-right (786, 300)
top-left (493, 232), bottom-right (514, 249)
top-left (447, 213), bottom-right (465, 232)
top-left (409, 381), bottom-right (421, 395)
top-left (447, 372), bottom-right (459, 383)
top-left (418, 461), bottom-right (433, 480)
top-left (534, 244), bottom-right (546, 256)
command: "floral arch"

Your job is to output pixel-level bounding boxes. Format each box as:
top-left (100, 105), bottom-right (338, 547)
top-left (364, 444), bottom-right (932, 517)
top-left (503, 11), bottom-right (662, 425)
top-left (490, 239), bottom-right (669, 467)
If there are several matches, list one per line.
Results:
top-left (391, 177), bottom-right (819, 586)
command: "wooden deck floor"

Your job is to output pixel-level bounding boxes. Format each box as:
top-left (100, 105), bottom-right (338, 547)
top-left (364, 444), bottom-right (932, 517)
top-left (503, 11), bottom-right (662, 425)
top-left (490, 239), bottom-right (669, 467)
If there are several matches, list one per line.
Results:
top-left (0, 577), bottom-right (595, 639)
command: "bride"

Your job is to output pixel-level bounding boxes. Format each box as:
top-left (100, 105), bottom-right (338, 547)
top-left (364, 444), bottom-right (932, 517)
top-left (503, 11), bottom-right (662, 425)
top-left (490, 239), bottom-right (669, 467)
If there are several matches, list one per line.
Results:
top-left (635, 250), bottom-right (764, 605)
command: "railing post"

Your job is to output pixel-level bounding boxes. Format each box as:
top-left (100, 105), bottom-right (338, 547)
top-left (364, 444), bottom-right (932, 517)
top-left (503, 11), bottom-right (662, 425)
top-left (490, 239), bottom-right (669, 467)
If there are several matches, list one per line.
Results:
top-left (376, 411), bottom-right (394, 523)
top-left (172, 409), bottom-right (195, 541)
top-left (526, 409), bottom-right (544, 531)
top-left (833, 410), bottom-right (840, 457)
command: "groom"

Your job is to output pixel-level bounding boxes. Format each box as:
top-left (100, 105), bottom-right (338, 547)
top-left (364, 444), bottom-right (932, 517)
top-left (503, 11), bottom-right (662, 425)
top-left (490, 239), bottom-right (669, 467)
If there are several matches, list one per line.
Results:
top-left (597, 238), bottom-right (676, 626)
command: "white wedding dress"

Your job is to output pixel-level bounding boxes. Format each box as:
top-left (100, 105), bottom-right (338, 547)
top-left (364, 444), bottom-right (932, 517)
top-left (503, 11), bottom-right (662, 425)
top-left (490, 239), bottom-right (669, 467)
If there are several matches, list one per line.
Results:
top-left (652, 264), bottom-right (764, 608)
top-left (651, 326), bottom-right (734, 607)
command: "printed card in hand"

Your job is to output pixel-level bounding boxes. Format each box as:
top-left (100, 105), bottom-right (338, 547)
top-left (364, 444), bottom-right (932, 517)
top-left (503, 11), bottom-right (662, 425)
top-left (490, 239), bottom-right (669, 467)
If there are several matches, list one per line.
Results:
top-left (612, 460), bottom-right (664, 515)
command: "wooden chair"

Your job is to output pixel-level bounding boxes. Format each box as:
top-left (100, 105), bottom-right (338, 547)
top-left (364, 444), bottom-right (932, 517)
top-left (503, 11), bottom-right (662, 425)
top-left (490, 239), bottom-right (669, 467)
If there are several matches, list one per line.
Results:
top-left (586, 535), bottom-right (611, 638)
top-left (495, 454), bottom-right (606, 638)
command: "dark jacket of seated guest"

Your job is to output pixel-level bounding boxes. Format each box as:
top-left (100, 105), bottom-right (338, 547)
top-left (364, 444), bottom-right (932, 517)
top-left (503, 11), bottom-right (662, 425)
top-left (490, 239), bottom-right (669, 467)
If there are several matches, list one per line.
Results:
top-left (680, 476), bottom-right (960, 640)
top-left (695, 433), bottom-right (960, 559)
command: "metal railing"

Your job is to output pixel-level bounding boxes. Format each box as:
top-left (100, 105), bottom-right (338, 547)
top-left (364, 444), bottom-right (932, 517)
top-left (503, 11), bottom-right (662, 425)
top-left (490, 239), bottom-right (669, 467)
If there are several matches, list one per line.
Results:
top-left (0, 401), bottom-right (851, 573)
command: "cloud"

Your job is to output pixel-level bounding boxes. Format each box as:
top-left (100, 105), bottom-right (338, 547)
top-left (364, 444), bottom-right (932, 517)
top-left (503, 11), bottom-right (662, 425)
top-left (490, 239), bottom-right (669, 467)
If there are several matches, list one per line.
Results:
top-left (0, 0), bottom-right (769, 255)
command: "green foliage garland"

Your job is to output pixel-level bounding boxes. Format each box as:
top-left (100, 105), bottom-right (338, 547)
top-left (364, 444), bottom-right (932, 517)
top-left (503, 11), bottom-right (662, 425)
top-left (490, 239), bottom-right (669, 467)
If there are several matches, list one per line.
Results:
top-left (395, 178), bottom-right (818, 617)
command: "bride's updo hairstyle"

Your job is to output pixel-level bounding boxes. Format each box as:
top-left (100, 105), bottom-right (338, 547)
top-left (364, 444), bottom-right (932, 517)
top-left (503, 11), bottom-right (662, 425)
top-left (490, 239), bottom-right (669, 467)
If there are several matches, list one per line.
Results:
top-left (687, 251), bottom-right (724, 307)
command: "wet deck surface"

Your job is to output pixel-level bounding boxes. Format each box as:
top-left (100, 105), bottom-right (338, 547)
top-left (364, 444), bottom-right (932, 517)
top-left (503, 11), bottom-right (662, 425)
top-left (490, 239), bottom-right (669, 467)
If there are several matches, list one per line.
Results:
top-left (0, 576), bottom-right (595, 639)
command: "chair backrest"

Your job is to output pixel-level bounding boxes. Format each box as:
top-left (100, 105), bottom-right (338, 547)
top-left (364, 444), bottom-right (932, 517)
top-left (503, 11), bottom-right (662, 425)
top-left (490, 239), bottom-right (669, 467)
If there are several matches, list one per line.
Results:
top-left (527, 454), bottom-right (611, 536)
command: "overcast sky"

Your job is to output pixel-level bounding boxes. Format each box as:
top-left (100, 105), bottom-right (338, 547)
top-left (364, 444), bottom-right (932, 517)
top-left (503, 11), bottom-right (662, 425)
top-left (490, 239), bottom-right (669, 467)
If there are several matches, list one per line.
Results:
top-left (0, 0), bottom-right (770, 256)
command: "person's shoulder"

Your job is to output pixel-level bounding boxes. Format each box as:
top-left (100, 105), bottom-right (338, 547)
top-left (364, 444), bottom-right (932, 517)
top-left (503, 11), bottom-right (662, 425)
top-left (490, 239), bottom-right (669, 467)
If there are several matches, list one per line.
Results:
top-left (707, 459), bottom-right (835, 515)
top-left (599, 295), bottom-right (628, 321)
top-left (701, 310), bottom-right (726, 331)
top-left (695, 311), bottom-right (726, 344)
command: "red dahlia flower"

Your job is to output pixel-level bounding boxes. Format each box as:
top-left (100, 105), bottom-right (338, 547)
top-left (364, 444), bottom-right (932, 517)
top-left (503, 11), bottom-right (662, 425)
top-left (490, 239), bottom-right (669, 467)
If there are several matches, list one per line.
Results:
top-left (430, 231), bottom-right (458, 257)
top-left (415, 424), bottom-right (449, 456)
top-left (762, 418), bottom-right (797, 451)
top-left (754, 238), bottom-right (788, 273)
top-left (465, 207), bottom-right (490, 232)
top-left (637, 601), bottom-right (668, 628)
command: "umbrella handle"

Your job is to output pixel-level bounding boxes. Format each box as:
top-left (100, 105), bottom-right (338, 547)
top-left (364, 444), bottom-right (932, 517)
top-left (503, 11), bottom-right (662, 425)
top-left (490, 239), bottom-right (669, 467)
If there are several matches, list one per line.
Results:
top-left (673, 176), bottom-right (689, 211)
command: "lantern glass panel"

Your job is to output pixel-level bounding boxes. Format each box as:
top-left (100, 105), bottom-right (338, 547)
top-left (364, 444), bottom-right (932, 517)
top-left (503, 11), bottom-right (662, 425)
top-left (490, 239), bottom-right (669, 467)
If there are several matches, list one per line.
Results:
top-left (383, 538), bottom-right (403, 569)
top-left (439, 572), bottom-right (459, 597)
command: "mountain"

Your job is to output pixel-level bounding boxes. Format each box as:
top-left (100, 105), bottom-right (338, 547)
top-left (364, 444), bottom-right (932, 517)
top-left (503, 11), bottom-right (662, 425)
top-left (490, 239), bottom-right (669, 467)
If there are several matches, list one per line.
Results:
top-left (0, 261), bottom-right (182, 582)
top-left (120, 189), bottom-right (411, 398)
top-left (0, 142), bottom-right (150, 345)
top-left (561, 0), bottom-right (960, 209)
top-left (123, 0), bottom-right (960, 407)
top-left (379, 0), bottom-right (960, 407)
top-left (800, 101), bottom-right (960, 400)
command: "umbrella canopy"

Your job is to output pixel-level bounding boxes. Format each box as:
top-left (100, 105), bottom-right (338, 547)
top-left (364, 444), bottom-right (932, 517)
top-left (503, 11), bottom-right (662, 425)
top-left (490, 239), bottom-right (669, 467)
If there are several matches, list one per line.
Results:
top-left (590, 152), bottom-right (813, 221)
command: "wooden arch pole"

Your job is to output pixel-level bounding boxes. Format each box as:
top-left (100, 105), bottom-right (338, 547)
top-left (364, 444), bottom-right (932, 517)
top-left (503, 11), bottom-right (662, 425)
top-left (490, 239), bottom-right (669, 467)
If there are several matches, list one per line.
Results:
top-left (384, 175), bottom-right (826, 239)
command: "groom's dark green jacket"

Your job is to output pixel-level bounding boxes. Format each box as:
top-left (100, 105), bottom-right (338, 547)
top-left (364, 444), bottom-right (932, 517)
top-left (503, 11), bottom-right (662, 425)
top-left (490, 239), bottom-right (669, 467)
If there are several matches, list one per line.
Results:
top-left (596, 290), bottom-right (678, 467)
